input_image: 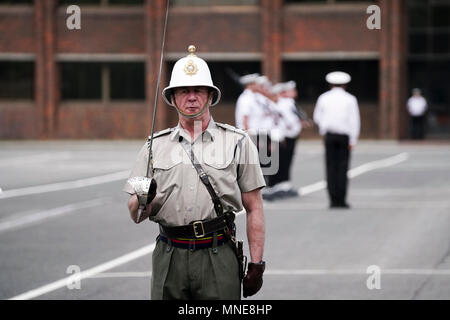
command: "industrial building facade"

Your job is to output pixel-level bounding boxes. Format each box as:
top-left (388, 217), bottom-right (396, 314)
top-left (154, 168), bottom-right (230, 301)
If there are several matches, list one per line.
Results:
top-left (0, 0), bottom-right (449, 139)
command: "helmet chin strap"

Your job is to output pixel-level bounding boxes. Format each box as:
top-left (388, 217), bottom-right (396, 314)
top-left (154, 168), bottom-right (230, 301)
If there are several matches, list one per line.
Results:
top-left (172, 96), bottom-right (212, 119)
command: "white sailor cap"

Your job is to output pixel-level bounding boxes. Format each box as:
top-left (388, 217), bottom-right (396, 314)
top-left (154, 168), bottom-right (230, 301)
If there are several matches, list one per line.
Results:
top-left (239, 73), bottom-right (260, 85)
top-left (283, 80), bottom-right (297, 90)
top-left (255, 75), bottom-right (271, 88)
top-left (270, 83), bottom-right (284, 95)
top-left (325, 71), bottom-right (351, 85)
top-left (270, 81), bottom-right (297, 94)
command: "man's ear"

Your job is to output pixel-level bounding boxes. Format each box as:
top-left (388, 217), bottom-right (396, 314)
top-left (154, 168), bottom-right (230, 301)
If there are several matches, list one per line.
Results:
top-left (208, 91), bottom-right (214, 104)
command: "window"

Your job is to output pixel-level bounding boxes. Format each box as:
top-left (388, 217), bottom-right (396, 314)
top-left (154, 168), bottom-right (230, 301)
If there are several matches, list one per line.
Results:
top-left (59, 0), bottom-right (144, 5)
top-left (59, 0), bottom-right (100, 4)
top-left (283, 60), bottom-right (378, 103)
top-left (408, 0), bottom-right (450, 136)
top-left (109, 63), bottom-right (145, 100)
top-left (284, 0), bottom-right (375, 3)
top-left (0, 62), bottom-right (34, 100)
top-left (171, 0), bottom-right (258, 5)
top-left (61, 62), bottom-right (145, 101)
top-left (0, 0), bottom-right (32, 4)
top-left (61, 63), bottom-right (102, 100)
top-left (408, 0), bottom-right (450, 57)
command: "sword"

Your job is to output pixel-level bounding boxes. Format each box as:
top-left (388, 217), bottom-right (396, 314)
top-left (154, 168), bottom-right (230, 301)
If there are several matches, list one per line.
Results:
top-left (147, 0), bottom-right (170, 177)
top-left (136, 0), bottom-right (170, 222)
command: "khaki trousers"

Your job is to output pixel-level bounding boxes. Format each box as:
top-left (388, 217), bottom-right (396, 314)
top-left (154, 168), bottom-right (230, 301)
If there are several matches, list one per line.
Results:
top-left (151, 239), bottom-right (241, 300)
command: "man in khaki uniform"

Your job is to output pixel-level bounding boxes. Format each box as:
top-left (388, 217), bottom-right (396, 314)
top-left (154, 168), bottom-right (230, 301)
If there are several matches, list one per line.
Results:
top-left (124, 45), bottom-right (266, 300)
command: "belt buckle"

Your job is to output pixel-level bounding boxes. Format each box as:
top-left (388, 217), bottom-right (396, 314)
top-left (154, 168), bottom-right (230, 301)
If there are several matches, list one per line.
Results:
top-left (193, 221), bottom-right (205, 238)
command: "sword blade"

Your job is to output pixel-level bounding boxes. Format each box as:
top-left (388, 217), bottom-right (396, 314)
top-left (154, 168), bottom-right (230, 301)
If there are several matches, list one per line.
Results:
top-left (146, 0), bottom-right (170, 178)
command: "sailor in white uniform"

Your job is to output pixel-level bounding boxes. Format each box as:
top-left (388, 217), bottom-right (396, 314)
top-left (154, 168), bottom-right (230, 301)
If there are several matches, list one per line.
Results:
top-left (313, 71), bottom-right (360, 209)
top-left (262, 81), bottom-right (302, 200)
top-left (251, 76), bottom-right (280, 187)
top-left (235, 73), bottom-right (260, 130)
top-left (407, 88), bottom-right (428, 140)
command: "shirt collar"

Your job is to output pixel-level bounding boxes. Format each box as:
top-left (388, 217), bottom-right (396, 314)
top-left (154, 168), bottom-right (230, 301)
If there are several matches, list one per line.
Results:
top-left (169, 117), bottom-right (217, 143)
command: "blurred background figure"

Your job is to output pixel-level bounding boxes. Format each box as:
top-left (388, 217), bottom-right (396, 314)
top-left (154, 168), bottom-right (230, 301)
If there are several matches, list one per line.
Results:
top-left (235, 73), bottom-right (260, 130)
top-left (407, 88), bottom-right (428, 140)
top-left (262, 81), bottom-right (303, 201)
top-left (313, 71), bottom-right (360, 209)
top-left (252, 75), bottom-right (279, 188)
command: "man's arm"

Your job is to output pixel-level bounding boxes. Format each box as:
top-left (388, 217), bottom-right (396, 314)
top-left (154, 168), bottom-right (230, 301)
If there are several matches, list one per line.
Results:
top-left (128, 194), bottom-right (153, 224)
top-left (241, 188), bottom-right (265, 263)
top-left (243, 115), bottom-right (249, 131)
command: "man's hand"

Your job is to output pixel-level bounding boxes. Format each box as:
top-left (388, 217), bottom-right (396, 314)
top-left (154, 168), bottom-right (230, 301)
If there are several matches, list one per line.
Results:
top-left (243, 261), bottom-right (265, 297)
top-left (241, 189), bottom-right (265, 297)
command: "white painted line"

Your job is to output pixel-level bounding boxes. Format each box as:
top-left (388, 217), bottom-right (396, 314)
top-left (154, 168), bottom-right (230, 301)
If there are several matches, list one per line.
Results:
top-left (9, 153), bottom-right (408, 300)
top-left (90, 271), bottom-right (152, 278)
top-left (298, 153), bottom-right (409, 196)
top-left (9, 243), bottom-right (156, 300)
top-left (298, 181), bottom-right (327, 196)
top-left (265, 269), bottom-right (450, 276)
top-left (0, 152), bottom-right (73, 167)
top-left (0, 198), bottom-right (108, 233)
top-left (8, 210), bottom-right (246, 301)
top-left (78, 268), bottom-right (450, 279)
top-left (0, 170), bottom-right (130, 199)
top-left (263, 201), bottom-right (450, 211)
top-left (347, 152), bottom-right (409, 179)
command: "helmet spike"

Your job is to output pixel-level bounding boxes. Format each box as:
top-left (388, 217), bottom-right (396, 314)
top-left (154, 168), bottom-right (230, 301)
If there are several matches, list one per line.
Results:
top-left (188, 45), bottom-right (196, 56)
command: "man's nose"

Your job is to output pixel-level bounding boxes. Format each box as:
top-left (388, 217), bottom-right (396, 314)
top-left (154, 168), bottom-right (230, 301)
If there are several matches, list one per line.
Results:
top-left (187, 91), bottom-right (197, 101)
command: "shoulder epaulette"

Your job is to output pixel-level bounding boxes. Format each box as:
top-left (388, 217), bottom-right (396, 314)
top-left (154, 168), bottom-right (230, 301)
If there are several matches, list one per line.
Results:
top-left (147, 127), bottom-right (174, 141)
top-left (215, 122), bottom-right (247, 136)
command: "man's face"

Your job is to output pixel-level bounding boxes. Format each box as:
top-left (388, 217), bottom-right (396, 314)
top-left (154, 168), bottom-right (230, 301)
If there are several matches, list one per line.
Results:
top-left (173, 86), bottom-right (211, 116)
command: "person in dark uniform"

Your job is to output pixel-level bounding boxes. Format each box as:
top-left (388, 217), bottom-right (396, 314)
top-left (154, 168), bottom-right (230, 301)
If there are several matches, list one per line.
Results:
top-left (313, 72), bottom-right (360, 209)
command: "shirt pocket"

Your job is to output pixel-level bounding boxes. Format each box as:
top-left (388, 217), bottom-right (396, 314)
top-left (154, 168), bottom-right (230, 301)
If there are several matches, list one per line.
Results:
top-left (202, 148), bottom-right (237, 197)
top-left (152, 155), bottom-right (183, 194)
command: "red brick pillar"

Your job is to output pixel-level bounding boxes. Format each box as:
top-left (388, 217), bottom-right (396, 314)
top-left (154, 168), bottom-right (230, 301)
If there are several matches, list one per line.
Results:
top-left (378, 0), bottom-right (408, 139)
top-left (145, 0), bottom-right (169, 134)
top-left (34, 0), bottom-right (46, 138)
top-left (34, 0), bottom-right (58, 139)
top-left (393, 0), bottom-right (409, 140)
top-left (261, 0), bottom-right (283, 83)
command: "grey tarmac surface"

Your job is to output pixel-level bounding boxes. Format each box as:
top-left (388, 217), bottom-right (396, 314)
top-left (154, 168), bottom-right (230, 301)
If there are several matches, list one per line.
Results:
top-left (1, 139), bottom-right (450, 300)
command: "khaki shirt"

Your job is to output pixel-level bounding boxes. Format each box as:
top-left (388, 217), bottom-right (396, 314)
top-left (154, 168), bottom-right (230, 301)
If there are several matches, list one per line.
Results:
top-left (123, 118), bottom-right (265, 226)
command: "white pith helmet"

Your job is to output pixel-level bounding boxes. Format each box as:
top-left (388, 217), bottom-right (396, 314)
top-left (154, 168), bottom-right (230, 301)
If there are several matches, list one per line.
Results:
top-left (162, 45), bottom-right (221, 107)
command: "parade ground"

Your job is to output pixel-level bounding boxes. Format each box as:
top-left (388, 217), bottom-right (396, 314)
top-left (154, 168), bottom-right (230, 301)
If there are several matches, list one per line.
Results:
top-left (1, 139), bottom-right (450, 300)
